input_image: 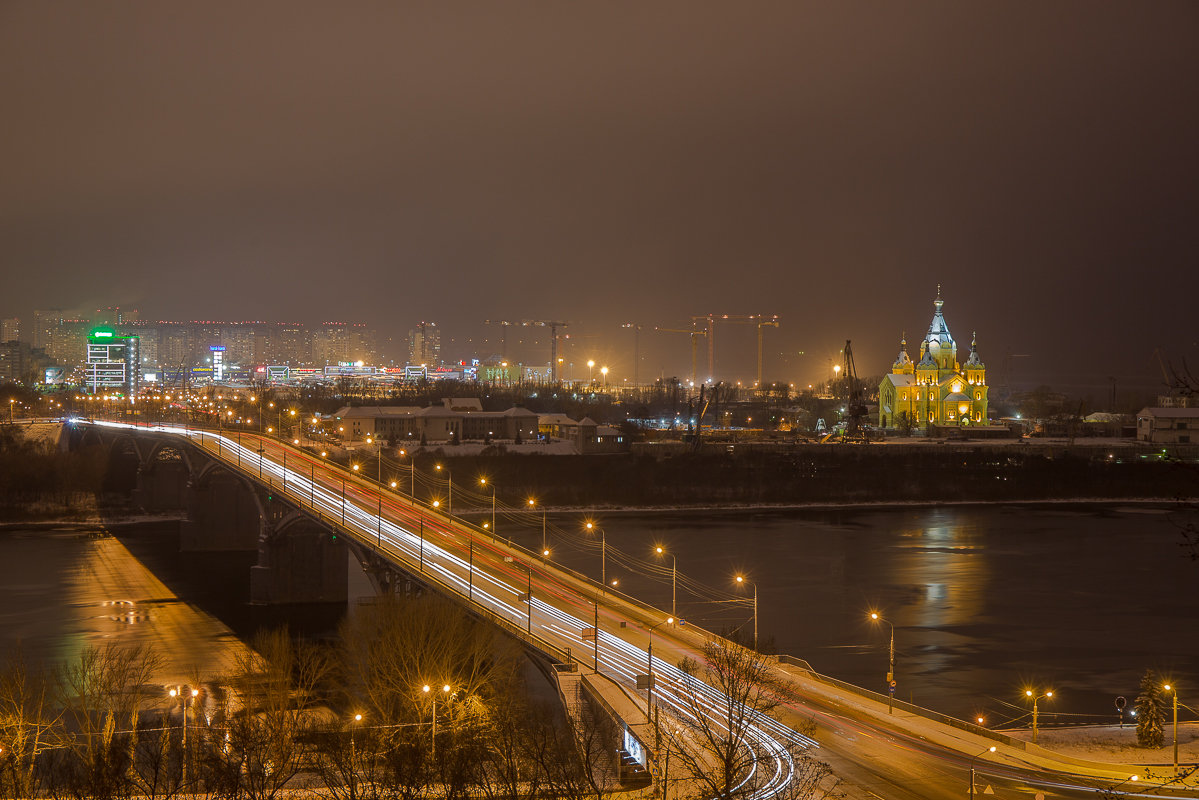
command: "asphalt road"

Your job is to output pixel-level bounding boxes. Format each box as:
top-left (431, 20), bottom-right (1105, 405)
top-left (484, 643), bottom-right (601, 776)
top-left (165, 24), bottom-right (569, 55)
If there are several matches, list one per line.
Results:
top-left (88, 421), bottom-right (1199, 800)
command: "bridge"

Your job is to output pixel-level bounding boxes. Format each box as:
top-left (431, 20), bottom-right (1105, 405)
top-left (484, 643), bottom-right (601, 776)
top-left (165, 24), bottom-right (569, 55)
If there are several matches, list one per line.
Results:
top-left (71, 419), bottom-right (1199, 800)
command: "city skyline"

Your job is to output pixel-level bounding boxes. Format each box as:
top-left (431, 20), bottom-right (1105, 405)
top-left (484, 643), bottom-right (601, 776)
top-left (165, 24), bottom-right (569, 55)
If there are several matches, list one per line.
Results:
top-left (3, 4), bottom-right (1197, 392)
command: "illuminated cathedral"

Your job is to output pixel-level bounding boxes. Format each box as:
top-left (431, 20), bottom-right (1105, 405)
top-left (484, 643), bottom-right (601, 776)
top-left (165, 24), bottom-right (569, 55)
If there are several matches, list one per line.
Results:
top-left (878, 287), bottom-right (989, 429)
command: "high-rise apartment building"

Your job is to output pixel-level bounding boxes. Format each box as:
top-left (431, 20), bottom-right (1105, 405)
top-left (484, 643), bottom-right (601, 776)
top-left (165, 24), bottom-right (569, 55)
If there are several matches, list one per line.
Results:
top-left (313, 322), bottom-right (378, 366)
top-left (1, 318), bottom-right (19, 343)
top-left (409, 321), bottom-right (441, 366)
top-left (47, 318), bottom-right (92, 368)
top-left (31, 309), bottom-right (62, 351)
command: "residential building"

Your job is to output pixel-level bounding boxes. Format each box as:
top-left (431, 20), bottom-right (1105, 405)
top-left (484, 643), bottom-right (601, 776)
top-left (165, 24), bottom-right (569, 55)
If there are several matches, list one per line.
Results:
top-left (409, 322), bottom-right (441, 367)
top-left (1136, 407), bottom-right (1199, 444)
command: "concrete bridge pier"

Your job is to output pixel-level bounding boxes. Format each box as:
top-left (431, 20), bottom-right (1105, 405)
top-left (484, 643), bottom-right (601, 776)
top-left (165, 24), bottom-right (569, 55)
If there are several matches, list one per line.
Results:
top-left (250, 510), bottom-right (349, 605)
top-left (180, 469), bottom-right (262, 552)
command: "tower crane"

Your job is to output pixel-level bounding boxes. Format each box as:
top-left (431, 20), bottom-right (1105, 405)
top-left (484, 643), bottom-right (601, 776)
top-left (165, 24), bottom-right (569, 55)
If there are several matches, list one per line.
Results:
top-left (484, 319), bottom-right (569, 382)
top-left (755, 318), bottom-right (779, 387)
top-left (621, 322), bottom-right (643, 387)
top-left (689, 314), bottom-right (780, 384)
top-left (655, 327), bottom-right (708, 385)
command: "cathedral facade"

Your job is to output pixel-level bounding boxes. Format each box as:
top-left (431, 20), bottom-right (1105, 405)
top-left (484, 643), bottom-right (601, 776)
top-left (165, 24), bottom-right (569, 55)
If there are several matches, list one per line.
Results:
top-left (878, 288), bottom-right (988, 429)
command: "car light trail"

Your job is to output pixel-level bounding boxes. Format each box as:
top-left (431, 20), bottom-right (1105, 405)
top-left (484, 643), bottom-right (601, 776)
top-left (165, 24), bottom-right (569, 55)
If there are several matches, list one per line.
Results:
top-left (86, 420), bottom-right (814, 800)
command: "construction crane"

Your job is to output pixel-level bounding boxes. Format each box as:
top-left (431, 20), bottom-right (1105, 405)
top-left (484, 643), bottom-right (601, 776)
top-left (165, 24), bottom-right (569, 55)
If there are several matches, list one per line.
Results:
top-left (689, 314), bottom-right (780, 383)
top-left (484, 319), bottom-right (569, 382)
top-left (656, 327), bottom-right (708, 385)
top-left (755, 318), bottom-right (779, 387)
top-left (842, 339), bottom-right (869, 442)
top-left (621, 322), bottom-right (643, 387)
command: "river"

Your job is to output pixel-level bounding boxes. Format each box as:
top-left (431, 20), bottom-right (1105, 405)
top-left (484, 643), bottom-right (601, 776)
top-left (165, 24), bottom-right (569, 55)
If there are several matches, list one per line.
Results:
top-left (1, 503), bottom-right (1194, 727)
top-left (537, 502), bottom-right (1199, 726)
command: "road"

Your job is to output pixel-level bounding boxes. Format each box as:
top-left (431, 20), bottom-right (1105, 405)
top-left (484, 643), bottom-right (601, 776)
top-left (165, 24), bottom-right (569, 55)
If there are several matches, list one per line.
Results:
top-left (85, 420), bottom-right (1199, 800)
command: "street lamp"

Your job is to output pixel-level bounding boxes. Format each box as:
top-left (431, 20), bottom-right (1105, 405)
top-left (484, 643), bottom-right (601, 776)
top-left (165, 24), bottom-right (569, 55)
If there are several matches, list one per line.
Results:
top-left (601, 365), bottom-right (608, 388)
top-left (480, 477), bottom-right (496, 540)
top-left (349, 713), bottom-right (363, 800)
top-left (587, 359), bottom-right (595, 384)
top-left (968, 746), bottom-right (996, 798)
top-left (422, 683), bottom-right (452, 758)
top-left (646, 616), bottom-right (675, 757)
top-left (1164, 683), bottom-right (1179, 772)
top-left (435, 464), bottom-right (452, 515)
top-left (655, 546), bottom-right (677, 619)
top-left (735, 575), bottom-right (757, 651)
top-left (529, 497), bottom-right (547, 556)
top-left (585, 521), bottom-right (607, 588)
top-left (1024, 689), bottom-right (1053, 743)
top-left (869, 612), bottom-right (896, 714)
top-left (169, 686), bottom-right (199, 784)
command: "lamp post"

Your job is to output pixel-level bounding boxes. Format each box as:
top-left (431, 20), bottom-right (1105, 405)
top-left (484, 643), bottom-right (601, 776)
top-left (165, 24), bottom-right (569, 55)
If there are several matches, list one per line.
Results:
top-left (366, 436), bottom-right (381, 484)
top-left (585, 521), bottom-right (607, 588)
top-left (969, 746), bottom-right (996, 798)
top-left (1164, 683), bottom-right (1179, 773)
top-left (349, 713), bottom-right (363, 800)
top-left (587, 359), bottom-right (595, 384)
top-left (735, 575), bottom-right (757, 651)
top-left (523, 561), bottom-right (533, 633)
top-left (529, 498), bottom-right (547, 558)
top-left (435, 464), bottom-right (451, 515)
top-left (1024, 689), bottom-right (1053, 743)
top-left (422, 684), bottom-right (451, 759)
top-left (646, 616), bottom-right (675, 760)
top-left (869, 612), bottom-right (896, 713)
top-left (169, 687), bottom-right (199, 786)
top-left (655, 546), bottom-right (677, 618)
top-left (480, 477), bottom-right (496, 541)
top-left (601, 365), bottom-right (608, 388)
top-left (398, 449), bottom-right (414, 505)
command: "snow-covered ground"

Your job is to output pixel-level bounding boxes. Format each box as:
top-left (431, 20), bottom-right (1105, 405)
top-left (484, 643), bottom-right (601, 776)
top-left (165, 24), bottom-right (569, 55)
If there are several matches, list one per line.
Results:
top-left (1007, 722), bottom-right (1199, 766)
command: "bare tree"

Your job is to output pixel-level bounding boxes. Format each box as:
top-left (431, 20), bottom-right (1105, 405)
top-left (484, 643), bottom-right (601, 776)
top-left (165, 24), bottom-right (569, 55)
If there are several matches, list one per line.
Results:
top-left (475, 697), bottom-right (544, 800)
top-left (0, 646), bottom-right (65, 799)
top-left (666, 640), bottom-right (839, 800)
top-left (195, 628), bottom-right (330, 800)
top-left (53, 642), bottom-right (161, 800)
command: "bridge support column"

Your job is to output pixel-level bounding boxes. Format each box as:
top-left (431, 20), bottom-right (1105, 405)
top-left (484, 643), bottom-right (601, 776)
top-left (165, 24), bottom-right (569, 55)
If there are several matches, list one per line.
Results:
top-left (132, 461), bottom-right (188, 512)
top-left (180, 473), bottom-right (261, 552)
top-left (251, 514), bottom-right (348, 605)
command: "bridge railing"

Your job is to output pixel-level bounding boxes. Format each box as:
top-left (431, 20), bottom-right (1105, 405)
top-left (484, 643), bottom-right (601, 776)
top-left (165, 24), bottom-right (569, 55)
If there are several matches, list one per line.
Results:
top-left (774, 654), bottom-right (1029, 750)
top-left (100, 420), bottom-right (1019, 745)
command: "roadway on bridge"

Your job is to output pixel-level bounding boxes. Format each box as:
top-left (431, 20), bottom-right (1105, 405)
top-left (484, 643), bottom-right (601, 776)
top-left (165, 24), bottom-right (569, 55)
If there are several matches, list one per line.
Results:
top-left (86, 420), bottom-right (1199, 800)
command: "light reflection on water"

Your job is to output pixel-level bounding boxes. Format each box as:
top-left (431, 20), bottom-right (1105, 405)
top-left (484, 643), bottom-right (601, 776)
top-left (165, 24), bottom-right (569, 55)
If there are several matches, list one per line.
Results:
top-left (0, 523), bottom-right (252, 685)
top-left (2, 504), bottom-right (1195, 727)
top-left (552, 503), bottom-right (1199, 723)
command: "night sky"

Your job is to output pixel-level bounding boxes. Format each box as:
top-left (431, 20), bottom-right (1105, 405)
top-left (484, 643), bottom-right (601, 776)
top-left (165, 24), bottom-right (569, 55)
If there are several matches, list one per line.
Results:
top-left (2, 3), bottom-right (1196, 392)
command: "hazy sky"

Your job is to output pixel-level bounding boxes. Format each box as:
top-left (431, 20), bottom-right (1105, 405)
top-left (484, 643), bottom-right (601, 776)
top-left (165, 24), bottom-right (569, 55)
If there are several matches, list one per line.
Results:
top-left (2, 3), bottom-right (1196, 391)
